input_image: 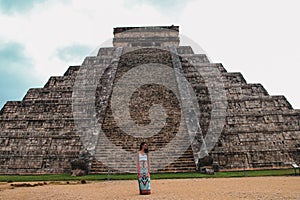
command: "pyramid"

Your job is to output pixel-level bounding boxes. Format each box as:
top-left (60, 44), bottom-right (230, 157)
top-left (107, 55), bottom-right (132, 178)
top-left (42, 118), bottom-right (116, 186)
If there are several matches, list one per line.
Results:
top-left (0, 26), bottom-right (299, 174)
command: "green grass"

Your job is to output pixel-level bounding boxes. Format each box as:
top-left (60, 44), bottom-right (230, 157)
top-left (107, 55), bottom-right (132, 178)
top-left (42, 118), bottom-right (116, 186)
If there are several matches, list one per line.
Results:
top-left (0, 169), bottom-right (296, 182)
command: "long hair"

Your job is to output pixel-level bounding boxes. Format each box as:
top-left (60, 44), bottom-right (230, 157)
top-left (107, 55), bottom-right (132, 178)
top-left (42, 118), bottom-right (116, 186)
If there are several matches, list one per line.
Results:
top-left (139, 142), bottom-right (146, 151)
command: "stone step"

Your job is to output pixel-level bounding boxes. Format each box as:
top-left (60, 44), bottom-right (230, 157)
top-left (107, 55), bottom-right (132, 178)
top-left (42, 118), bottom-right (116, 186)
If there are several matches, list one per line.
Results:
top-left (176, 46), bottom-right (194, 54)
top-left (180, 54), bottom-right (210, 63)
top-left (82, 56), bottom-right (114, 65)
top-left (226, 83), bottom-right (268, 97)
top-left (23, 88), bottom-right (73, 100)
top-left (63, 66), bottom-right (80, 77)
top-left (223, 120), bottom-right (299, 134)
top-left (91, 144), bottom-right (196, 173)
top-left (181, 62), bottom-right (227, 73)
top-left (226, 111), bottom-right (300, 123)
top-left (90, 160), bottom-right (195, 168)
top-left (183, 71), bottom-right (246, 89)
top-left (97, 47), bottom-right (116, 57)
top-left (182, 65), bottom-right (222, 73)
top-left (89, 159), bottom-right (196, 174)
top-left (93, 153), bottom-right (194, 160)
top-left (227, 95), bottom-right (293, 113)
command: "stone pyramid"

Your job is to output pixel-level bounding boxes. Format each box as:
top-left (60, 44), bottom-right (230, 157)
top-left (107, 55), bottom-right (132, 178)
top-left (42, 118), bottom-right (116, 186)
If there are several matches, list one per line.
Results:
top-left (0, 26), bottom-right (299, 174)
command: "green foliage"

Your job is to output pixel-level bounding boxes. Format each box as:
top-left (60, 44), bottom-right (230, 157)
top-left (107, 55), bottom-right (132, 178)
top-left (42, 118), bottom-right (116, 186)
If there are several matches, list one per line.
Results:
top-left (0, 169), bottom-right (294, 182)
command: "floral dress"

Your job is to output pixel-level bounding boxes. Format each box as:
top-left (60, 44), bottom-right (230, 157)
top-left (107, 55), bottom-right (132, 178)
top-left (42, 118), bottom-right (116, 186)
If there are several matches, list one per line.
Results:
top-left (137, 152), bottom-right (151, 195)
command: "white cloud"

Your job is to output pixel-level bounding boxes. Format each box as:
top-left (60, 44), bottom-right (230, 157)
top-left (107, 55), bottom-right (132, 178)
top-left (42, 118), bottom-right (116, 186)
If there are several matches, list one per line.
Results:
top-left (1, 0), bottom-right (173, 79)
top-left (180, 0), bottom-right (300, 108)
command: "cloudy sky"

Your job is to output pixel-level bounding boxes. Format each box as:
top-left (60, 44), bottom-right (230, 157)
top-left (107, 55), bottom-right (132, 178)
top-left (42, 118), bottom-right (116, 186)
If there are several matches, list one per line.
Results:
top-left (0, 0), bottom-right (299, 109)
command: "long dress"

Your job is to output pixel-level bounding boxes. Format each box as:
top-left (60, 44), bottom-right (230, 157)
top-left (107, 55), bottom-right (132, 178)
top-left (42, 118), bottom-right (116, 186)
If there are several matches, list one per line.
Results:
top-left (137, 152), bottom-right (151, 195)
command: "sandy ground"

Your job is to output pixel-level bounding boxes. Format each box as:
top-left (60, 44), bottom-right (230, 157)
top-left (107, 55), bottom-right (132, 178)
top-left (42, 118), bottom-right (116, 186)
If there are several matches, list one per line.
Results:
top-left (0, 176), bottom-right (299, 200)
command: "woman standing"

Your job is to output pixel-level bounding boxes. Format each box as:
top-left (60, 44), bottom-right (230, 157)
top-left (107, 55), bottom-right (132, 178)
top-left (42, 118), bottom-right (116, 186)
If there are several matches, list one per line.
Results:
top-left (137, 142), bottom-right (151, 195)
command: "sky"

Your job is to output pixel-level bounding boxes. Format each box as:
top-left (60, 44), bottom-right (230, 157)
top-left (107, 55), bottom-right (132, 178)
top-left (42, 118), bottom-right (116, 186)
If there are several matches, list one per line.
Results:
top-left (0, 0), bottom-right (299, 109)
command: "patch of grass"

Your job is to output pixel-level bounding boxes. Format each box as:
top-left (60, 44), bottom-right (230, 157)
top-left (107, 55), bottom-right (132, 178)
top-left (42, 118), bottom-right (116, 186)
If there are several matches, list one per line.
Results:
top-left (0, 169), bottom-right (295, 182)
top-left (152, 168), bottom-right (295, 179)
top-left (0, 174), bottom-right (137, 182)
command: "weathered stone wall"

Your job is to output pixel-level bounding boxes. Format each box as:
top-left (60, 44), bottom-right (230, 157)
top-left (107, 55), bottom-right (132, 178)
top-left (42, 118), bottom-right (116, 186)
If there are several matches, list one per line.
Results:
top-left (113, 26), bottom-right (179, 47)
top-left (179, 54), bottom-right (300, 169)
top-left (0, 66), bottom-right (82, 174)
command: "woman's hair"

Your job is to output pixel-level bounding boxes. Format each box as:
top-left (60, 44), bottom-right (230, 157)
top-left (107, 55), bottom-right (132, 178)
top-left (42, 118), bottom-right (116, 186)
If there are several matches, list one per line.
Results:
top-left (139, 142), bottom-right (147, 151)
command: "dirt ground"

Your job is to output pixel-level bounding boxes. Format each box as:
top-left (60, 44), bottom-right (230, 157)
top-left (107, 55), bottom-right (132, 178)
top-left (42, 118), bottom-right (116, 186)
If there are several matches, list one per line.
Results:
top-left (0, 176), bottom-right (299, 200)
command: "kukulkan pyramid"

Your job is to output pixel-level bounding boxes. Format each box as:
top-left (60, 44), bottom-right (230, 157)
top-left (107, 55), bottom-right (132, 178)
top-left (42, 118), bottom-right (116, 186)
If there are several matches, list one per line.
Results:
top-left (0, 26), bottom-right (299, 174)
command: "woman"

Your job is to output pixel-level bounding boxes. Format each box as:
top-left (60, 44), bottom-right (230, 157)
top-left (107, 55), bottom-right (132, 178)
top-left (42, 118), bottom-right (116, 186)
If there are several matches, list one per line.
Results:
top-left (137, 142), bottom-right (151, 195)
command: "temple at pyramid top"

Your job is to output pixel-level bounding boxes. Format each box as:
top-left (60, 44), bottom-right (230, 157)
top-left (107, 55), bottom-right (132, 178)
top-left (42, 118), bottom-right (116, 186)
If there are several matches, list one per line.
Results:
top-left (113, 25), bottom-right (180, 47)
